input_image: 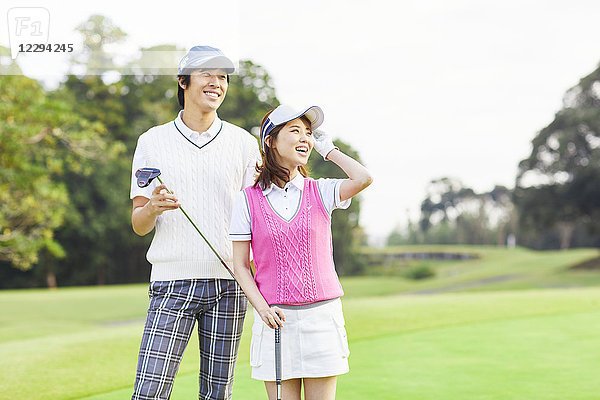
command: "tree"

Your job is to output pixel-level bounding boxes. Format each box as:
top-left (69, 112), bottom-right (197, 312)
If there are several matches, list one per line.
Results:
top-left (392, 177), bottom-right (516, 246)
top-left (419, 177), bottom-right (476, 232)
top-left (0, 74), bottom-right (109, 286)
top-left (71, 14), bottom-right (127, 75)
top-left (387, 225), bottom-right (406, 246)
top-left (515, 62), bottom-right (600, 249)
top-left (218, 60), bottom-right (279, 133)
top-left (18, 15), bottom-right (285, 287)
top-left (3, 14), bottom-right (371, 287)
top-left (486, 185), bottom-right (517, 245)
top-left (43, 14), bottom-right (137, 286)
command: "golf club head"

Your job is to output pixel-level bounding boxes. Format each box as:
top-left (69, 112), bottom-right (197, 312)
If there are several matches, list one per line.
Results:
top-left (135, 167), bottom-right (161, 188)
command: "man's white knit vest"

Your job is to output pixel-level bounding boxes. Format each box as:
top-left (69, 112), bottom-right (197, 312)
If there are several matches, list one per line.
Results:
top-left (138, 119), bottom-right (257, 281)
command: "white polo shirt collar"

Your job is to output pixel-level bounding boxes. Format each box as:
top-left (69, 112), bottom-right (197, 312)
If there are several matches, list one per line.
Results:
top-left (262, 173), bottom-right (305, 196)
top-left (175, 110), bottom-right (222, 142)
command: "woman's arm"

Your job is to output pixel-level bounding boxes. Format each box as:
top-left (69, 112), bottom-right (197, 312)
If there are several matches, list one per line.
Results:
top-left (325, 148), bottom-right (373, 202)
top-left (313, 129), bottom-right (373, 201)
top-left (233, 241), bottom-right (285, 329)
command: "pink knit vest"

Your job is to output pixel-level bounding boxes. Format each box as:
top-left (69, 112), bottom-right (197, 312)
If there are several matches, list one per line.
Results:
top-left (245, 178), bottom-right (344, 305)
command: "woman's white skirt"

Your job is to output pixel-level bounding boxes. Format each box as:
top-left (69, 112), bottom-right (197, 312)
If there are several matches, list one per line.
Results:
top-left (249, 298), bottom-right (350, 381)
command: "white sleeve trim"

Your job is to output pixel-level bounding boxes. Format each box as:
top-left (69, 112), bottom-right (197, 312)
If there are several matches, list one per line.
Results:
top-left (228, 233), bottom-right (252, 241)
top-left (334, 179), bottom-right (351, 210)
top-left (316, 178), bottom-right (351, 215)
top-left (229, 190), bottom-right (252, 241)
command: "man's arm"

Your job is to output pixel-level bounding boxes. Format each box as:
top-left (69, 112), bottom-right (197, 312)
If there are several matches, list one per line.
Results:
top-left (132, 185), bottom-right (180, 236)
top-left (241, 136), bottom-right (261, 189)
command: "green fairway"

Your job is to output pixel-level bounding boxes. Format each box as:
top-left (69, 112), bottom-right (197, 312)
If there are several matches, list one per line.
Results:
top-left (359, 245), bottom-right (600, 293)
top-left (2, 247), bottom-right (600, 399)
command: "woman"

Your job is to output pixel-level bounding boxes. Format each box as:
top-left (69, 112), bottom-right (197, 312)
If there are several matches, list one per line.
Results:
top-left (229, 104), bottom-right (373, 400)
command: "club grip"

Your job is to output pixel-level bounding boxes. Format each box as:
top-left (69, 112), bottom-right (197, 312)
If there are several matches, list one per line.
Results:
top-left (275, 327), bottom-right (282, 399)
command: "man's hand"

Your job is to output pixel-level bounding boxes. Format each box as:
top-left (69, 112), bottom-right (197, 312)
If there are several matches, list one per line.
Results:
top-left (146, 184), bottom-right (180, 216)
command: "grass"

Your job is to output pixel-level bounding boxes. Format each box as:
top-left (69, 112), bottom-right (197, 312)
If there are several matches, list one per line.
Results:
top-left (2, 246), bottom-right (600, 399)
top-left (358, 245), bottom-right (600, 293)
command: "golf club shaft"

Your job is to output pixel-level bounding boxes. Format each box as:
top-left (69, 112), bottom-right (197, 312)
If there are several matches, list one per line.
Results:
top-left (275, 327), bottom-right (282, 400)
top-left (156, 177), bottom-right (237, 280)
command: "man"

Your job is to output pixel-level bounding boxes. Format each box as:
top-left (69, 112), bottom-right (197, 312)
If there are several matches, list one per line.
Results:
top-left (130, 45), bottom-right (260, 400)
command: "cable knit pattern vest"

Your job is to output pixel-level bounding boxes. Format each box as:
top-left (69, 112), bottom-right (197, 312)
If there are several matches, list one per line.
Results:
top-left (245, 178), bottom-right (344, 305)
top-left (138, 119), bottom-right (257, 281)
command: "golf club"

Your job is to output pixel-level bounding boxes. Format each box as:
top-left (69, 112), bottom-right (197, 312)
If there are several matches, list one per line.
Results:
top-left (137, 167), bottom-right (283, 396)
top-left (135, 167), bottom-right (236, 280)
top-left (275, 327), bottom-right (282, 400)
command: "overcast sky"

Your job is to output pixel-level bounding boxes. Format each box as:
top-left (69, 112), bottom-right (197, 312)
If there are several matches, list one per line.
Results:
top-left (2, 0), bottom-right (600, 243)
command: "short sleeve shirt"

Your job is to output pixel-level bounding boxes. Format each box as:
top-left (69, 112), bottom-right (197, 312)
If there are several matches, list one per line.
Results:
top-left (229, 174), bottom-right (351, 241)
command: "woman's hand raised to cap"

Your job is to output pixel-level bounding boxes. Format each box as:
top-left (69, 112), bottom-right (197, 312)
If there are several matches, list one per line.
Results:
top-left (313, 129), bottom-right (338, 160)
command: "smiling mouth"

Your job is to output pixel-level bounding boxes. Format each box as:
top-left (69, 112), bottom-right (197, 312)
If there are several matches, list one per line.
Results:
top-left (295, 146), bottom-right (309, 155)
top-left (204, 91), bottom-right (220, 99)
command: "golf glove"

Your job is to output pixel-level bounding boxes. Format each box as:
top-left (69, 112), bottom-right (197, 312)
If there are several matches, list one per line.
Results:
top-left (313, 129), bottom-right (338, 160)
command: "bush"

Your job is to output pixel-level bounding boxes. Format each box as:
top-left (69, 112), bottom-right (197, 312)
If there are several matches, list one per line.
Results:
top-left (404, 265), bottom-right (435, 280)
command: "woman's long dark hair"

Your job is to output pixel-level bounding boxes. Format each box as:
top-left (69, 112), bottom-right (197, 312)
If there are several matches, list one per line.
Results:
top-left (255, 110), bottom-right (310, 189)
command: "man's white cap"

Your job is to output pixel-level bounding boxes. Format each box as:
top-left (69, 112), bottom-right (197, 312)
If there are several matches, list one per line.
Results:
top-left (178, 45), bottom-right (235, 74)
top-left (260, 105), bottom-right (324, 151)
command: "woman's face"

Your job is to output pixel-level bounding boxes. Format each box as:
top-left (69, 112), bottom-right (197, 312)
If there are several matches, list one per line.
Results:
top-left (268, 117), bottom-right (314, 169)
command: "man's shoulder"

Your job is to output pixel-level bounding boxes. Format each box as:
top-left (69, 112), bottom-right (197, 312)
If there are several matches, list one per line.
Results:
top-left (221, 121), bottom-right (259, 148)
top-left (138, 119), bottom-right (176, 140)
top-left (221, 120), bottom-right (253, 138)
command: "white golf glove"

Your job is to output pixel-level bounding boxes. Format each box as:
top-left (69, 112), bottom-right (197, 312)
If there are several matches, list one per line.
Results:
top-left (313, 129), bottom-right (338, 160)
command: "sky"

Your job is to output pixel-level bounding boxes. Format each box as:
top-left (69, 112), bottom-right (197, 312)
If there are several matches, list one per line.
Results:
top-left (2, 0), bottom-right (600, 244)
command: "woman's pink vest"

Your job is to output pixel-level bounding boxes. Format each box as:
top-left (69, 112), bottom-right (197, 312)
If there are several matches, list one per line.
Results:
top-left (244, 178), bottom-right (344, 305)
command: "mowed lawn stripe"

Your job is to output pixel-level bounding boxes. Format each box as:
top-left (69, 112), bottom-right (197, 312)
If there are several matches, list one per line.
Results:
top-left (0, 317), bottom-right (255, 400)
top-left (338, 310), bottom-right (600, 400)
top-left (79, 308), bottom-right (600, 400)
top-left (60, 288), bottom-right (600, 400)
top-left (343, 288), bottom-right (600, 342)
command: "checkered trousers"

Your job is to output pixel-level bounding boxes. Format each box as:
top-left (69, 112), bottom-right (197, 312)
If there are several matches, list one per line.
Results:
top-left (131, 279), bottom-right (247, 400)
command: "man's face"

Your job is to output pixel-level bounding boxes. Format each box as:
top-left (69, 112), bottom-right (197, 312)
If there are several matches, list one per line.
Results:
top-left (182, 68), bottom-right (229, 113)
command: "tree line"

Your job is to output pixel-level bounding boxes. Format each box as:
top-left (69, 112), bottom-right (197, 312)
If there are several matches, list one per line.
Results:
top-left (0, 15), bottom-right (366, 288)
top-left (389, 61), bottom-right (600, 250)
